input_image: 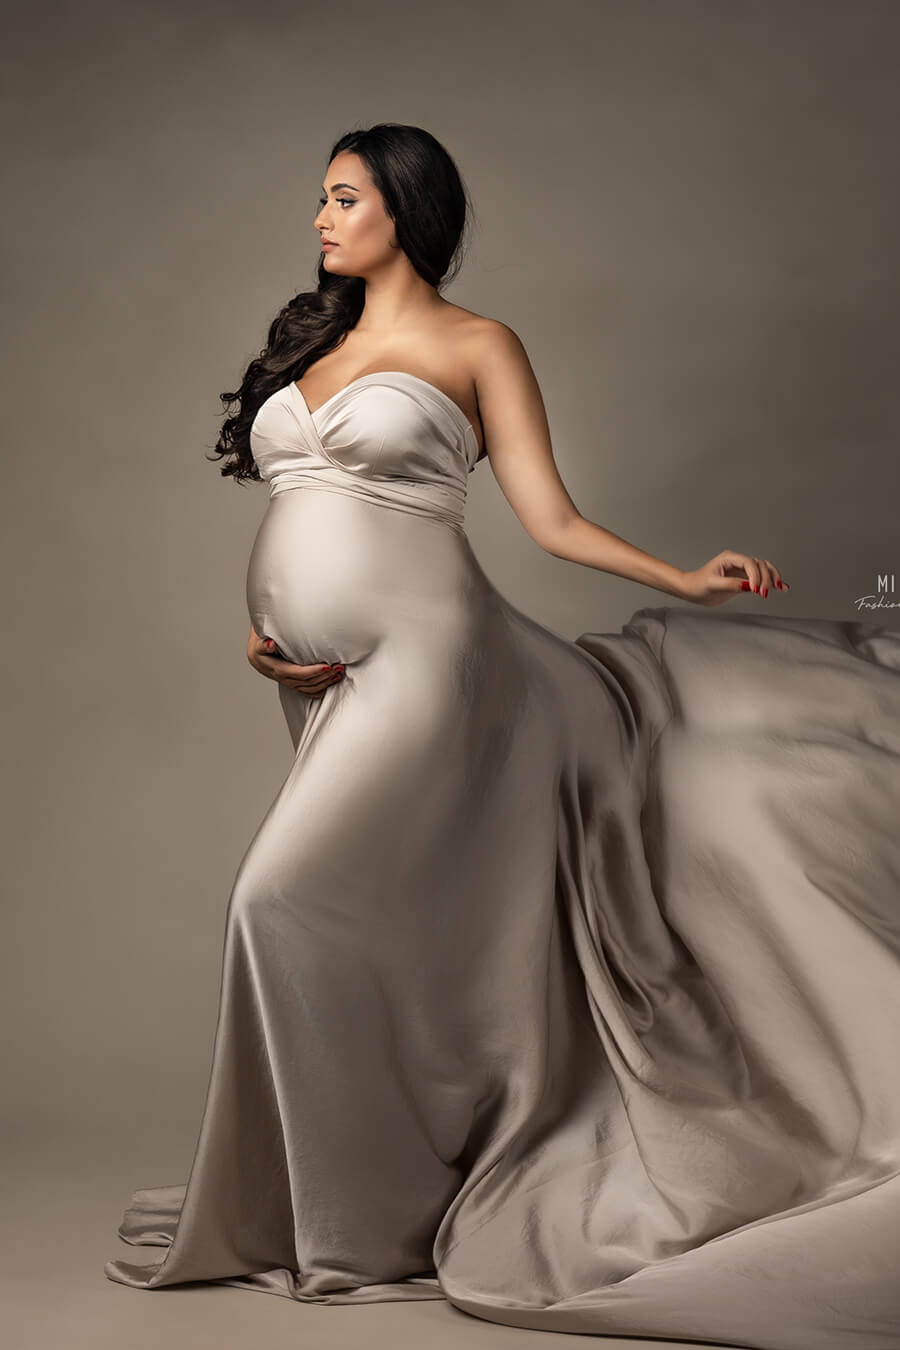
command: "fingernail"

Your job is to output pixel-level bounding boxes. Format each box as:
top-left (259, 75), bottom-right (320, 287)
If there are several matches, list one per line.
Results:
top-left (266, 639), bottom-right (274, 649)
top-left (753, 584), bottom-right (759, 593)
top-left (320, 663), bottom-right (332, 670)
top-left (762, 587), bottom-right (768, 597)
top-left (741, 581), bottom-right (750, 591)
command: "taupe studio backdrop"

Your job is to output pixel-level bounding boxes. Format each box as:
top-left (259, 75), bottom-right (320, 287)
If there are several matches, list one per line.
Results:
top-left (3, 0), bottom-right (899, 1321)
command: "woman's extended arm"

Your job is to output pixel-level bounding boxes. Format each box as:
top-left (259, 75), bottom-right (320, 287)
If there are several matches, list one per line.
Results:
top-left (470, 322), bottom-right (788, 607)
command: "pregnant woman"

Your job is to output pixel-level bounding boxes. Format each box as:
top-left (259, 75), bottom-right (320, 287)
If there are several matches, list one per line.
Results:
top-left (105, 123), bottom-right (900, 1350)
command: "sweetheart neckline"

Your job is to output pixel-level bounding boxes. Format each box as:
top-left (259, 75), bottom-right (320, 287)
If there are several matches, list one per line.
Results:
top-left (289, 371), bottom-right (481, 455)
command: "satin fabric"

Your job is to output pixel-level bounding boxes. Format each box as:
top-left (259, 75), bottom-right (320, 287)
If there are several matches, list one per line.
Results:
top-left (105, 372), bottom-right (900, 1349)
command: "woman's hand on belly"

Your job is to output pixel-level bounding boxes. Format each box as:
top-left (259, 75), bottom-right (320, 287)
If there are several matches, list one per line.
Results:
top-left (246, 624), bottom-right (344, 698)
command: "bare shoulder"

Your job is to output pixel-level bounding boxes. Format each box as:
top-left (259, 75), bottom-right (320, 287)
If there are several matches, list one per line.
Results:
top-left (443, 304), bottom-right (523, 346)
top-left (441, 305), bottom-right (531, 378)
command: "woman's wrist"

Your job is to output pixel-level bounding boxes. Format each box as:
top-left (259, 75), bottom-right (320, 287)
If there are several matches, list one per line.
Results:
top-left (546, 517), bottom-right (688, 599)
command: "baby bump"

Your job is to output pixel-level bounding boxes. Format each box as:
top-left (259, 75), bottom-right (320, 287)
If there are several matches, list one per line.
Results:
top-left (246, 487), bottom-right (480, 667)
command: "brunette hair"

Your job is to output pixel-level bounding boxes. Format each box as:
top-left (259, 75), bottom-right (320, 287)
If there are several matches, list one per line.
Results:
top-left (208, 122), bottom-right (472, 483)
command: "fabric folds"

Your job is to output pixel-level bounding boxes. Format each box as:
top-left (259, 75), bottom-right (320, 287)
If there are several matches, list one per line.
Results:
top-left (105, 374), bottom-right (900, 1350)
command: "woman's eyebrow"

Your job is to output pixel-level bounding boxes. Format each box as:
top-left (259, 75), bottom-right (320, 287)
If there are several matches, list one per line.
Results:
top-left (321, 181), bottom-right (359, 193)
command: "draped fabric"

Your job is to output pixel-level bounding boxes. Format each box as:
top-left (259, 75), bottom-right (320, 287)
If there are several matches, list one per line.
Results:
top-left (106, 373), bottom-right (900, 1349)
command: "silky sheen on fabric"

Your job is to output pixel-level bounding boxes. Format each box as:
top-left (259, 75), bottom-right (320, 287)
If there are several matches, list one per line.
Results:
top-left (105, 372), bottom-right (900, 1350)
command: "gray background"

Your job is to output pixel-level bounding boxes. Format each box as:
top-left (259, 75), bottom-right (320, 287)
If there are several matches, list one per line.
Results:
top-left (3, 1), bottom-right (899, 1346)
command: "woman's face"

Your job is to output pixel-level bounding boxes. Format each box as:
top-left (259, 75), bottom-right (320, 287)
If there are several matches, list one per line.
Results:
top-left (313, 151), bottom-right (397, 276)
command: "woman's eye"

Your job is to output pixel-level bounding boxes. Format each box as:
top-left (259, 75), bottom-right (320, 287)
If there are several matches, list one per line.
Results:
top-left (317, 196), bottom-right (354, 208)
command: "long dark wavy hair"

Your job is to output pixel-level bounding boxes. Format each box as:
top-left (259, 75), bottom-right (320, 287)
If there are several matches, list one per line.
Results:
top-left (208, 123), bottom-right (473, 484)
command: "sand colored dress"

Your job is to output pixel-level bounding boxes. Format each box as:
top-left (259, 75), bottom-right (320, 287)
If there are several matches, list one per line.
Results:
top-left (105, 372), bottom-right (900, 1350)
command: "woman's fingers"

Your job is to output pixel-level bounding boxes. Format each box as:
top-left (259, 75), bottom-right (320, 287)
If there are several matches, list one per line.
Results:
top-left (246, 626), bottom-right (346, 691)
top-left (290, 672), bottom-right (345, 697)
top-left (747, 557), bottom-right (781, 597)
top-left (253, 644), bottom-right (345, 692)
top-left (285, 665), bottom-right (346, 697)
top-left (760, 558), bottom-right (790, 594)
top-left (747, 556), bottom-right (762, 593)
top-left (719, 554), bottom-right (757, 593)
top-left (760, 559), bottom-right (775, 596)
top-left (718, 553), bottom-right (789, 597)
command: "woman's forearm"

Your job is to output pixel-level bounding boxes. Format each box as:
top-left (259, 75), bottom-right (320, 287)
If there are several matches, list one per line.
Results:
top-left (540, 514), bottom-right (687, 599)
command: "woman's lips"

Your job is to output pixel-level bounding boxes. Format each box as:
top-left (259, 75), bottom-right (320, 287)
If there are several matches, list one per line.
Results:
top-left (321, 242), bottom-right (338, 250)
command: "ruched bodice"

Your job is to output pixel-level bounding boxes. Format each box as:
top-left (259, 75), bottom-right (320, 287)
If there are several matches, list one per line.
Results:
top-left (249, 372), bottom-right (481, 530)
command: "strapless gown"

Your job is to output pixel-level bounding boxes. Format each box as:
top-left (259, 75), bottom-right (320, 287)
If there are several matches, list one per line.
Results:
top-left (105, 372), bottom-right (900, 1350)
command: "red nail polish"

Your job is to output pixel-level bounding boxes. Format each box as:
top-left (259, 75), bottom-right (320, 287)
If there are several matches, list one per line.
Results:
top-left (741, 581), bottom-right (750, 591)
top-left (762, 587), bottom-right (768, 597)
